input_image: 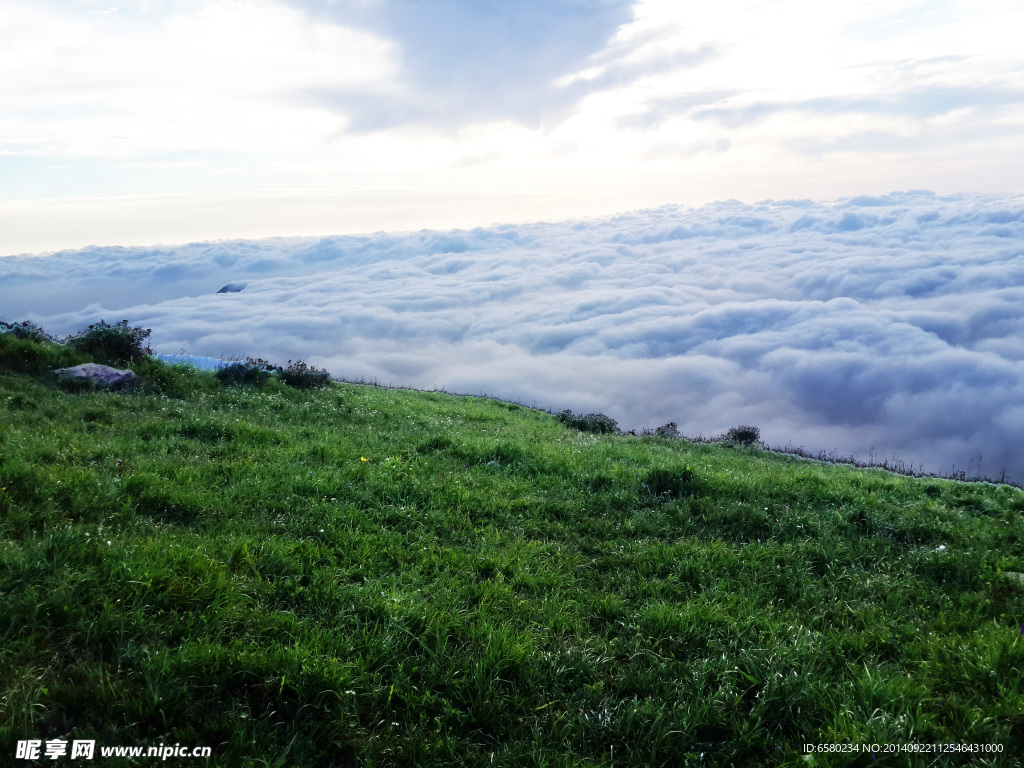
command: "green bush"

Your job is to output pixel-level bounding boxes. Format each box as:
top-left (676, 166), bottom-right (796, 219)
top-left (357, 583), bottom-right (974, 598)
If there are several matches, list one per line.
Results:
top-left (0, 330), bottom-right (88, 377)
top-left (66, 320), bottom-right (152, 363)
top-left (131, 357), bottom-right (219, 398)
top-left (0, 320), bottom-right (55, 343)
top-left (279, 359), bottom-right (331, 390)
top-left (654, 422), bottom-right (680, 438)
top-left (555, 409), bottom-right (619, 434)
top-left (723, 425), bottom-right (761, 447)
top-left (216, 358), bottom-right (275, 387)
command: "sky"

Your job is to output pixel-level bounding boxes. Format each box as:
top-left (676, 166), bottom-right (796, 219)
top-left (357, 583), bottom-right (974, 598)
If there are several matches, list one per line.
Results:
top-left (2, 0), bottom-right (1024, 254)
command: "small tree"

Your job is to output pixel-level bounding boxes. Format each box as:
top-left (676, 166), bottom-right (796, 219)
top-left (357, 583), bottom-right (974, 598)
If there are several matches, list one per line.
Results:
top-left (215, 358), bottom-right (275, 387)
top-left (723, 425), bottom-right (761, 447)
top-left (555, 410), bottom-right (619, 434)
top-left (66, 320), bottom-right (152, 363)
top-left (280, 360), bottom-right (332, 390)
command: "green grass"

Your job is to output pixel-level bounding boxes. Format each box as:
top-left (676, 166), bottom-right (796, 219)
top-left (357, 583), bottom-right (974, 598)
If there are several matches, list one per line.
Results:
top-left (1, 333), bottom-right (1023, 766)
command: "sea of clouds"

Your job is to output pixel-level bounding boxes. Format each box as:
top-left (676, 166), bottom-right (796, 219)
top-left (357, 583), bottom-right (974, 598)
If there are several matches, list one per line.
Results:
top-left (3, 190), bottom-right (1023, 483)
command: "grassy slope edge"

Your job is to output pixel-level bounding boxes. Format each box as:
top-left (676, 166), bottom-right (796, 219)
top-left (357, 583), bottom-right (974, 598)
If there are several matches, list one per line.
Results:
top-left (1, 334), bottom-right (1023, 767)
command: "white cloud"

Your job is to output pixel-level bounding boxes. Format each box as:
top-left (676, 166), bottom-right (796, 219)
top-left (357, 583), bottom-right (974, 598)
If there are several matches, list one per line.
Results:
top-left (548, 0), bottom-right (1024, 180)
top-left (3, 191), bottom-right (1023, 483)
top-left (0, 0), bottom-right (398, 156)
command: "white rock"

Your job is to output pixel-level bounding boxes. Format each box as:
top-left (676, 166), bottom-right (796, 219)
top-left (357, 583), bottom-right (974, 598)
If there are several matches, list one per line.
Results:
top-left (54, 363), bottom-right (138, 389)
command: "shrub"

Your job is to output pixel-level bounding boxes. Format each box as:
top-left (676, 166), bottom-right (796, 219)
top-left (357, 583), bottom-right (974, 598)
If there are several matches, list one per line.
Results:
top-left (0, 327), bottom-right (88, 376)
top-left (555, 409), bottom-right (619, 434)
top-left (66, 320), bottom-right (152, 363)
top-left (216, 358), bottom-right (275, 387)
top-left (723, 425), bottom-right (761, 447)
top-left (0, 320), bottom-right (55, 343)
top-left (654, 422), bottom-right (680, 439)
top-left (130, 356), bottom-right (218, 398)
top-left (279, 360), bottom-right (331, 390)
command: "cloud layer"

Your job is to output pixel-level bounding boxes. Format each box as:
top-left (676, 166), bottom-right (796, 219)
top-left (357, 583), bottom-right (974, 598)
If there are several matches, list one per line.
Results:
top-left (3, 191), bottom-right (1023, 483)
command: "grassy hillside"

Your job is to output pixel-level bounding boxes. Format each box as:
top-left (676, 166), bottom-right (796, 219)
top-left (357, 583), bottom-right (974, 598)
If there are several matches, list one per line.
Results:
top-left (1, 331), bottom-right (1023, 767)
